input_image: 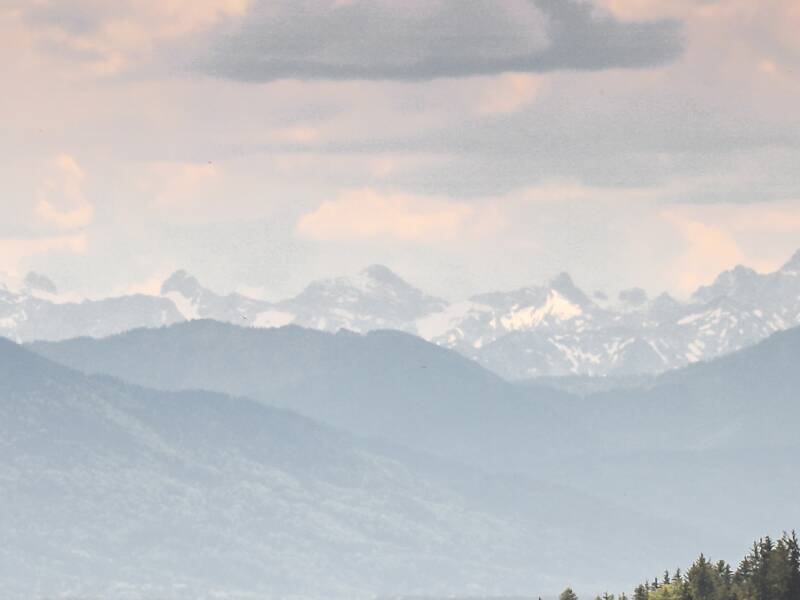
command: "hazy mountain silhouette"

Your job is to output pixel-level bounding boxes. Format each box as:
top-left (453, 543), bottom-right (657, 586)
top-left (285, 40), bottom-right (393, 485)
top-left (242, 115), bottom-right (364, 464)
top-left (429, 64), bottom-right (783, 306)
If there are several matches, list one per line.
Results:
top-left (29, 320), bottom-right (577, 473)
top-left (29, 320), bottom-right (800, 559)
top-left (1, 338), bottom-right (691, 598)
top-left (8, 248), bottom-right (800, 378)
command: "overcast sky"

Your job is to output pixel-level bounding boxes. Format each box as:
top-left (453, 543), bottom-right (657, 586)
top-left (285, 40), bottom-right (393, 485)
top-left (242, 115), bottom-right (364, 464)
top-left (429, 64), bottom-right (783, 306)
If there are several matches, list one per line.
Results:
top-left (2, 0), bottom-right (800, 301)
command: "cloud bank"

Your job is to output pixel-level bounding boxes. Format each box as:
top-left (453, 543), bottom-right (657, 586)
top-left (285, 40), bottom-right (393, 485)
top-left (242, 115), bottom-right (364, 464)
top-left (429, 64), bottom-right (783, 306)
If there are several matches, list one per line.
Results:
top-left (296, 188), bottom-right (477, 241)
top-left (197, 0), bottom-right (683, 81)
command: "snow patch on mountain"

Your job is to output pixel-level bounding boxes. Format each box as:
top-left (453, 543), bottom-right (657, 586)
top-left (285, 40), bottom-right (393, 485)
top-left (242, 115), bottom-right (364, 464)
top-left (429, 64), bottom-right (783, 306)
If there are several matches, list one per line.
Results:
top-left (6, 249), bottom-right (800, 379)
top-left (415, 301), bottom-right (491, 340)
top-left (163, 291), bottom-right (200, 320)
top-left (500, 290), bottom-right (584, 330)
top-left (254, 309), bottom-right (296, 328)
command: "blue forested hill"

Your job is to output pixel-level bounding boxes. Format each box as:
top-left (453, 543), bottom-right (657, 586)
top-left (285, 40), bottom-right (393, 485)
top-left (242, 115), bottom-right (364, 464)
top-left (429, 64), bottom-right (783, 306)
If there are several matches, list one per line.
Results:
top-left (26, 321), bottom-right (800, 584)
top-left (28, 320), bottom-right (582, 471)
top-left (28, 319), bottom-right (800, 462)
top-left (1, 337), bottom-right (689, 599)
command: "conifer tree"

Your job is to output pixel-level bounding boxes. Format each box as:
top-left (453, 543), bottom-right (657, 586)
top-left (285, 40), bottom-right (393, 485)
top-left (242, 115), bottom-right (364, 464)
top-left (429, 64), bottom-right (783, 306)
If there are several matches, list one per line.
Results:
top-left (560, 587), bottom-right (579, 600)
top-left (715, 561), bottom-right (732, 586)
top-left (633, 584), bottom-right (648, 600)
top-left (786, 531), bottom-right (800, 600)
top-left (686, 554), bottom-right (717, 600)
top-left (590, 533), bottom-right (800, 600)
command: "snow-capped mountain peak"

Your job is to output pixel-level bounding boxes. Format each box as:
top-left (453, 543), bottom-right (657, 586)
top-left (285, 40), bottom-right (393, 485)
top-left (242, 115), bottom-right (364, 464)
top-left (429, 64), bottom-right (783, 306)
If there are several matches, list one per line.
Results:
top-left (618, 287), bottom-right (649, 309)
top-left (647, 292), bottom-right (683, 318)
top-left (499, 289), bottom-right (584, 330)
top-left (691, 264), bottom-right (761, 303)
top-left (5, 248), bottom-right (800, 380)
top-left (360, 263), bottom-right (408, 286)
top-left (549, 272), bottom-right (592, 306)
top-left (161, 269), bottom-right (204, 300)
top-left (23, 272), bottom-right (58, 296)
top-left (159, 269), bottom-right (285, 324)
top-left (281, 265), bottom-right (446, 333)
top-left (781, 249), bottom-right (800, 274)
top-left (159, 270), bottom-right (209, 319)
top-left (0, 271), bottom-right (59, 299)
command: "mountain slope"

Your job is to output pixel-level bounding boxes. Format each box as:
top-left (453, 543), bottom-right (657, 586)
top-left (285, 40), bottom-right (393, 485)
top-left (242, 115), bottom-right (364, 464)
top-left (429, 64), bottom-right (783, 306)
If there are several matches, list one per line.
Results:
top-left (0, 273), bottom-right (182, 343)
top-left (9, 247), bottom-right (800, 378)
top-left (573, 324), bottom-right (800, 453)
top-left (532, 326), bottom-right (800, 539)
top-left (160, 269), bottom-right (284, 325)
top-left (277, 263), bottom-right (448, 332)
top-left (29, 321), bottom-right (800, 546)
top-left (31, 319), bottom-right (800, 465)
top-left (29, 320), bottom-right (578, 473)
top-left (0, 339), bottom-right (690, 598)
top-left (159, 264), bottom-right (446, 333)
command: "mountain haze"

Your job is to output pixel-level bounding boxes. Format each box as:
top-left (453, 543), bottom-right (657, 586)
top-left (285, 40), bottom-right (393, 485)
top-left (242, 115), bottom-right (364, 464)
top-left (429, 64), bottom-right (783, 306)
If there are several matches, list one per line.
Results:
top-left (8, 249), bottom-right (800, 379)
top-left (0, 338), bottom-right (689, 598)
top-left (30, 320), bottom-right (800, 549)
top-left (29, 320), bottom-right (576, 473)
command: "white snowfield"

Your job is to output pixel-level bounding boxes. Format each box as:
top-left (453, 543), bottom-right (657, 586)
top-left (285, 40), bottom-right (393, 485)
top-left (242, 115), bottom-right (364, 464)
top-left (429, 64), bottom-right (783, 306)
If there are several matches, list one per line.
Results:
top-left (3, 250), bottom-right (800, 379)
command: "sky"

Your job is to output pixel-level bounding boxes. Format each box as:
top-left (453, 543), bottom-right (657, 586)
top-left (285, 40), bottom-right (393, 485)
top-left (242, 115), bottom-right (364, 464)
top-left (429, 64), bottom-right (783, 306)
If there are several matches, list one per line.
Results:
top-left (1, 0), bottom-right (800, 302)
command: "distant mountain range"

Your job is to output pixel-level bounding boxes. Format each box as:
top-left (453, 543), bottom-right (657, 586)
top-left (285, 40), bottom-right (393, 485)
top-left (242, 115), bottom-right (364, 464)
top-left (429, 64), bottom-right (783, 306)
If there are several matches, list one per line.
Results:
top-left (0, 271), bottom-right (182, 341)
top-left (30, 321), bottom-right (576, 474)
top-left (31, 320), bottom-right (800, 548)
top-left (6, 249), bottom-right (800, 378)
top-left (1, 338), bottom-right (691, 599)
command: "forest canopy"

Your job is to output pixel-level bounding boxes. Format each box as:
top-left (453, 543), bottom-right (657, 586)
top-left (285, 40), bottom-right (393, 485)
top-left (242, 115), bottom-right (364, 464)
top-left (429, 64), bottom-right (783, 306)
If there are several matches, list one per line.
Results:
top-left (563, 532), bottom-right (800, 600)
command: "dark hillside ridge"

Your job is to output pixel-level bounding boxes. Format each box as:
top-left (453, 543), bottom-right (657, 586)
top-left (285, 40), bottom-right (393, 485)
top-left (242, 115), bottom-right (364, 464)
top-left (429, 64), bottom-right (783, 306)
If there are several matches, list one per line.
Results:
top-left (1, 338), bottom-right (691, 598)
top-left (28, 321), bottom-right (800, 562)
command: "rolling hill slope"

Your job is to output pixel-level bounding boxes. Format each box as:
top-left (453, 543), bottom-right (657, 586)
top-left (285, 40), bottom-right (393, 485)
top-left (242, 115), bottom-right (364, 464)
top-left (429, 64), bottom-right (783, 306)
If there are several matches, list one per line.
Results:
top-left (1, 338), bottom-right (690, 599)
top-left (29, 321), bottom-right (800, 558)
top-left (29, 320), bottom-right (580, 472)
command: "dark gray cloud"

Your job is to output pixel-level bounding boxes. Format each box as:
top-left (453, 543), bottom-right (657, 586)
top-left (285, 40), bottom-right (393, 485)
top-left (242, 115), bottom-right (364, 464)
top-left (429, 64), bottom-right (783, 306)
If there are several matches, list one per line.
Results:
top-left (196, 0), bottom-right (683, 82)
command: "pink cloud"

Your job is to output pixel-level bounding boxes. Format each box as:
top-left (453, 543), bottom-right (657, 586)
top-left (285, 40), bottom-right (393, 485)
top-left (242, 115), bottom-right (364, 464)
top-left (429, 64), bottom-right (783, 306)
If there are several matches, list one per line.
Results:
top-left (660, 200), bottom-right (800, 294)
top-left (297, 188), bottom-right (478, 242)
top-left (35, 154), bottom-right (94, 230)
top-left (475, 74), bottom-right (542, 116)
